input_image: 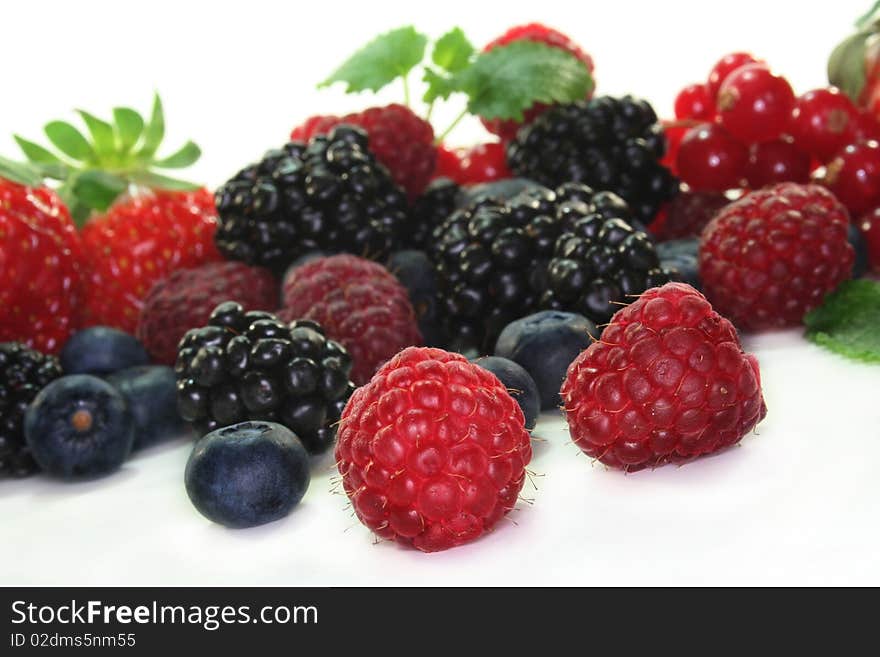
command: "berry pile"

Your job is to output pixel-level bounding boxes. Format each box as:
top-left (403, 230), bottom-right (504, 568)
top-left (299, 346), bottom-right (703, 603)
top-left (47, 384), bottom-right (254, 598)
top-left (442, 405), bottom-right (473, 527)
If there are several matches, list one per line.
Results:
top-left (214, 125), bottom-right (409, 274)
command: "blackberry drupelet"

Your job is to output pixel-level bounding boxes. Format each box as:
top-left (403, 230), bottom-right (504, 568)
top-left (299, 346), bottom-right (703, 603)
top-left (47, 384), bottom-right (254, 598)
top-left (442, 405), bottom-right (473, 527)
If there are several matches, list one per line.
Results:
top-left (175, 302), bottom-right (355, 454)
top-left (0, 343), bottom-right (62, 477)
top-left (409, 178), bottom-right (460, 250)
top-left (214, 125), bottom-right (409, 274)
top-left (432, 183), bottom-right (670, 352)
top-left (506, 95), bottom-right (679, 225)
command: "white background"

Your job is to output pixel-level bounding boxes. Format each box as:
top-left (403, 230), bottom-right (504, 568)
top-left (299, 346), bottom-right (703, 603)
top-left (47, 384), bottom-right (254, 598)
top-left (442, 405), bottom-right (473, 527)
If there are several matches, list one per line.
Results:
top-left (2, 0), bottom-right (878, 586)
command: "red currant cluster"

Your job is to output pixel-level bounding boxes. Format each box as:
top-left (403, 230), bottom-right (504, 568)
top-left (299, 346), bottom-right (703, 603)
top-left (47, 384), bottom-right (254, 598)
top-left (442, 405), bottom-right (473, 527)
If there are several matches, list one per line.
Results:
top-left (668, 52), bottom-right (880, 218)
top-left (434, 142), bottom-right (512, 185)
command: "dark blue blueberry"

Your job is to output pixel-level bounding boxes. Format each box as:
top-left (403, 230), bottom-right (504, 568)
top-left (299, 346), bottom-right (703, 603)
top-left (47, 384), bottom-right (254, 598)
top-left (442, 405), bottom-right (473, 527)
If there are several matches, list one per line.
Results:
top-left (494, 311), bottom-right (595, 410)
top-left (388, 249), bottom-right (445, 346)
top-left (455, 178), bottom-right (548, 208)
top-left (656, 238), bottom-right (701, 289)
top-left (24, 375), bottom-right (134, 479)
top-left (106, 366), bottom-right (187, 450)
top-left (60, 327), bottom-right (149, 375)
top-left (471, 356), bottom-right (540, 431)
top-left (185, 421), bottom-right (310, 528)
top-left (849, 223), bottom-right (869, 279)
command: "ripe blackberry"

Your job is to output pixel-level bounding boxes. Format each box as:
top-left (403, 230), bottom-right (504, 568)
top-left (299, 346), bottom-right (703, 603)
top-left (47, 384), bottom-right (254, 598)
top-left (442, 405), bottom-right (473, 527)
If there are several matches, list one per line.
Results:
top-left (214, 125), bottom-right (409, 275)
top-left (432, 183), bottom-right (670, 352)
top-left (409, 178), bottom-right (460, 250)
top-left (0, 343), bottom-right (62, 477)
top-left (175, 303), bottom-right (355, 454)
top-left (506, 95), bottom-right (679, 225)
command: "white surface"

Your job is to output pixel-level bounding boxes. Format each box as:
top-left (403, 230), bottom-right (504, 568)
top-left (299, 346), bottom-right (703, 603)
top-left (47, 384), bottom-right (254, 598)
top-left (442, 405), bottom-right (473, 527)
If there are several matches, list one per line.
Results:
top-left (2, 0), bottom-right (878, 586)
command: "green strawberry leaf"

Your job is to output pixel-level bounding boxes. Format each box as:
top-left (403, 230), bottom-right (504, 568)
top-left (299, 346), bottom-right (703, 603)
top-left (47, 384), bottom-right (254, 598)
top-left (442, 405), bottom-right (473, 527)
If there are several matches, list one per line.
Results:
top-left (432, 27), bottom-right (475, 73)
top-left (139, 93), bottom-right (165, 159)
top-left (44, 121), bottom-right (94, 162)
top-left (132, 171), bottom-right (201, 191)
top-left (76, 110), bottom-right (116, 159)
top-left (828, 31), bottom-right (869, 101)
top-left (0, 155), bottom-right (44, 187)
top-left (319, 26), bottom-right (428, 93)
top-left (113, 107), bottom-right (145, 152)
top-left (14, 135), bottom-right (64, 165)
top-left (423, 67), bottom-right (459, 104)
top-left (804, 279), bottom-right (880, 363)
top-left (71, 171), bottom-right (128, 212)
top-left (455, 40), bottom-right (593, 121)
top-left (153, 140), bottom-right (201, 169)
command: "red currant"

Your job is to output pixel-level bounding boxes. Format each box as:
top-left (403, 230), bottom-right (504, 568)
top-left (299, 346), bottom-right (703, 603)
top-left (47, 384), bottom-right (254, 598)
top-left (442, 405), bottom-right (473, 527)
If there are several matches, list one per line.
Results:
top-left (789, 88), bottom-right (860, 161)
top-left (717, 64), bottom-right (795, 144)
top-left (745, 140), bottom-right (811, 188)
top-left (855, 108), bottom-right (880, 143)
top-left (433, 144), bottom-right (466, 183)
top-left (674, 84), bottom-right (714, 120)
top-left (459, 142), bottom-right (511, 184)
top-left (676, 123), bottom-right (748, 192)
top-left (858, 206), bottom-right (880, 270)
top-left (706, 52), bottom-right (761, 101)
top-left (822, 141), bottom-right (880, 215)
top-left (661, 121), bottom-right (688, 175)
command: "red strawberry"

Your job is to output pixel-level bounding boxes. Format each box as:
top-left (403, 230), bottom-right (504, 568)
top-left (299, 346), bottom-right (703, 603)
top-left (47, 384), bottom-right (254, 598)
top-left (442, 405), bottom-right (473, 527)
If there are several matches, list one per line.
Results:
top-left (480, 23), bottom-right (595, 142)
top-left (561, 282), bottom-right (767, 471)
top-left (137, 260), bottom-right (278, 365)
top-left (0, 178), bottom-right (83, 353)
top-left (336, 346), bottom-right (532, 552)
top-left (277, 254), bottom-right (421, 384)
top-left (79, 189), bottom-right (220, 333)
top-left (291, 104), bottom-right (436, 198)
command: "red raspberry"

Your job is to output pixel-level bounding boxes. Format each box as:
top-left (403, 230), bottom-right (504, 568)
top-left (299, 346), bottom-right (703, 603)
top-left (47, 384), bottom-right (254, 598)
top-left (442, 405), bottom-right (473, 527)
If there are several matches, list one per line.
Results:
top-left (653, 190), bottom-right (730, 240)
top-left (561, 282), bottom-right (766, 471)
top-left (336, 346), bottom-right (532, 552)
top-left (479, 23), bottom-right (595, 142)
top-left (290, 104), bottom-right (436, 199)
top-left (458, 142), bottom-right (512, 184)
top-left (700, 183), bottom-right (853, 330)
top-left (136, 261), bottom-right (279, 364)
top-left (278, 255), bottom-right (422, 385)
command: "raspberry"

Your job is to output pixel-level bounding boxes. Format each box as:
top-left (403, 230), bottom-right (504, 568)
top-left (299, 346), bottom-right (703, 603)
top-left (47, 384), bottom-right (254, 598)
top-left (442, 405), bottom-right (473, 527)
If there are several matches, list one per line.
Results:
top-left (561, 282), bottom-right (767, 471)
top-left (653, 190), bottom-right (730, 240)
top-left (137, 261), bottom-right (279, 365)
top-left (700, 183), bottom-right (854, 330)
top-left (479, 23), bottom-right (595, 142)
top-left (335, 346), bottom-right (532, 552)
top-left (278, 255), bottom-right (422, 385)
top-left (290, 104), bottom-right (436, 198)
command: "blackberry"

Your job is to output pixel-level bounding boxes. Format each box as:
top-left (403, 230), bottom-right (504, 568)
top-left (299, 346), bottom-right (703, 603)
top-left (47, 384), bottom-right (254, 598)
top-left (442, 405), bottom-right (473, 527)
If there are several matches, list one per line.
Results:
top-left (432, 183), bottom-right (671, 352)
top-left (506, 95), bottom-right (679, 225)
top-left (174, 302), bottom-right (355, 454)
top-left (409, 178), bottom-right (460, 249)
top-left (0, 343), bottom-right (62, 477)
top-left (214, 125), bottom-right (409, 274)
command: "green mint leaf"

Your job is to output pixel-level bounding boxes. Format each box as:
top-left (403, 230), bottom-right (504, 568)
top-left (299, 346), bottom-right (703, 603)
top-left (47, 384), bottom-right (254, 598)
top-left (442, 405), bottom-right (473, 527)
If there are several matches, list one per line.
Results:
top-left (432, 27), bottom-right (475, 73)
top-left (44, 121), bottom-right (94, 162)
top-left (133, 171), bottom-right (200, 191)
top-left (139, 93), bottom-right (165, 159)
top-left (14, 135), bottom-right (63, 165)
top-left (804, 279), bottom-right (880, 363)
top-left (422, 67), bottom-right (460, 104)
top-left (71, 171), bottom-right (128, 212)
top-left (456, 40), bottom-right (594, 121)
top-left (113, 107), bottom-right (145, 153)
top-left (0, 155), bottom-right (43, 187)
top-left (319, 26), bottom-right (428, 93)
top-left (152, 141), bottom-right (201, 169)
top-left (76, 110), bottom-right (115, 159)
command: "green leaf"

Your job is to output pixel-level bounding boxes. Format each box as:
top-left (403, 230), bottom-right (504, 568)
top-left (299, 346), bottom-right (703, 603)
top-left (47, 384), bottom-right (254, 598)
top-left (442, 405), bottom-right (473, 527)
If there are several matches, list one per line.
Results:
top-left (71, 170), bottom-right (128, 212)
top-left (432, 27), bottom-right (475, 73)
top-left (33, 162), bottom-right (70, 181)
top-left (828, 31), bottom-right (869, 101)
top-left (319, 26), bottom-right (428, 93)
top-left (422, 67), bottom-right (459, 104)
top-left (140, 93), bottom-right (165, 159)
top-left (76, 110), bottom-right (115, 159)
top-left (113, 107), bottom-right (145, 152)
top-left (14, 135), bottom-right (63, 165)
top-left (152, 141), bottom-right (201, 169)
top-left (44, 121), bottom-right (94, 162)
top-left (133, 171), bottom-right (200, 191)
top-left (856, 0), bottom-right (880, 27)
top-left (804, 279), bottom-right (880, 363)
top-left (0, 155), bottom-right (43, 187)
top-left (456, 40), bottom-right (594, 121)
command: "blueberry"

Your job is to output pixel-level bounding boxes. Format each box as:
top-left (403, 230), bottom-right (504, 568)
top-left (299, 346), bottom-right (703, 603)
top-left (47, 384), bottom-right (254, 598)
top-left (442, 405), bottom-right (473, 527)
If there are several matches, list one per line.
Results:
top-left (656, 238), bottom-right (701, 289)
top-left (494, 311), bottom-right (596, 410)
top-left (471, 356), bottom-right (540, 431)
top-left (60, 327), bottom-right (149, 375)
top-left (24, 375), bottom-right (134, 479)
top-left (849, 223), bottom-right (869, 279)
top-left (455, 178), bottom-right (548, 208)
top-left (106, 366), bottom-right (186, 450)
top-left (185, 421), bottom-right (310, 528)
top-left (388, 249), bottom-right (445, 346)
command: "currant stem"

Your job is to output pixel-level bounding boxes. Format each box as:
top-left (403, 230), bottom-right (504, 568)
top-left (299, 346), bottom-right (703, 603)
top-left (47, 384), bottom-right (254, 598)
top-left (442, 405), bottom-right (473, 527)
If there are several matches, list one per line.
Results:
top-left (425, 100), bottom-right (435, 123)
top-left (436, 107), bottom-right (469, 144)
top-left (402, 75), bottom-right (411, 108)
